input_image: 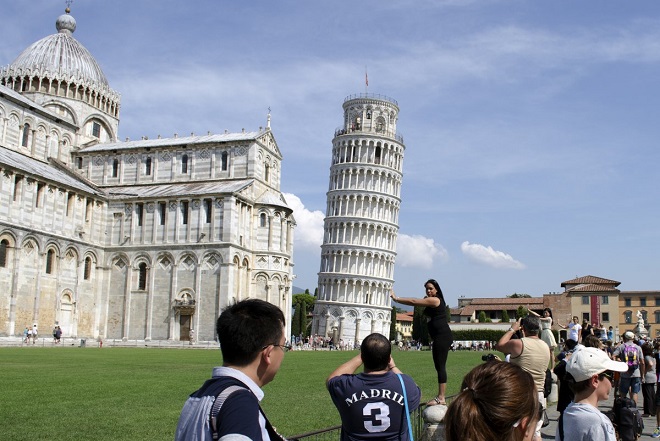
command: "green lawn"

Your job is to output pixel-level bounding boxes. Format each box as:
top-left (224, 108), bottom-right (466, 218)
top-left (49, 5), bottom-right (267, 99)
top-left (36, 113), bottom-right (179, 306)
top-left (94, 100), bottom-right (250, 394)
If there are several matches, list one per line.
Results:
top-left (1, 347), bottom-right (486, 440)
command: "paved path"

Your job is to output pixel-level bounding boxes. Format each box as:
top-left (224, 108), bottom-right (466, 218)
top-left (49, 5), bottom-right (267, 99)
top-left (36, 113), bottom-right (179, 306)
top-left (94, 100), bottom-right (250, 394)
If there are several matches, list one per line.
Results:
top-left (542, 394), bottom-right (657, 440)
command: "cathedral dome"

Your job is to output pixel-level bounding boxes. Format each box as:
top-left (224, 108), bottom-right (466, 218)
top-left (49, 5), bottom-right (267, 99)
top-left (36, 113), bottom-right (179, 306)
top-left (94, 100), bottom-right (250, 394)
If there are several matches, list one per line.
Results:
top-left (6, 9), bottom-right (109, 88)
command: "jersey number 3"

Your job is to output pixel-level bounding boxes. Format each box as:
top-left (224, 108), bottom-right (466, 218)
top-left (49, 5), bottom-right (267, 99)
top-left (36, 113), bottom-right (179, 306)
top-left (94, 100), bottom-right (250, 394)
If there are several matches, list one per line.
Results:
top-left (363, 402), bottom-right (391, 432)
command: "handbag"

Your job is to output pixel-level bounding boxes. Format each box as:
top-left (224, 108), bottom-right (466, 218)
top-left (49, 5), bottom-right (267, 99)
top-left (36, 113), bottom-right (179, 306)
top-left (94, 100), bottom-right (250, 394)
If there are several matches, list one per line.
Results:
top-left (396, 373), bottom-right (414, 441)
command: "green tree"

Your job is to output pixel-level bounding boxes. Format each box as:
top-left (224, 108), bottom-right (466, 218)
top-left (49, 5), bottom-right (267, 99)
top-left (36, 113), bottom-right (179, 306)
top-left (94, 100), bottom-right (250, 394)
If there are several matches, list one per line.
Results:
top-left (515, 305), bottom-right (528, 319)
top-left (390, 307), bottom-right (398, 340)
top-left (508, 293), bottom-right (532, 298)
top-left (292, 293), bottom-right (314, 338)
top-left (478, 311), bottom-right (486, 323)
top-left (300, 301), bottom-right (309, 338)
top-left (291, 303), bottom-right (302, 337)
top-left (292, 293), bottom-right (315, 309)
top-left (502, 310), bottom-right (510, 323)
top-left (412, 306), bottom-right (430, 345)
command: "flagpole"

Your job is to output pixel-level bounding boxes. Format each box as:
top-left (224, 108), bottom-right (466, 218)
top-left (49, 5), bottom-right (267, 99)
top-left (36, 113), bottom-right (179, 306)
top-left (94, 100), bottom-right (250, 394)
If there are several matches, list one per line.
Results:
top-left (365, 66), bottom-right (368, 95)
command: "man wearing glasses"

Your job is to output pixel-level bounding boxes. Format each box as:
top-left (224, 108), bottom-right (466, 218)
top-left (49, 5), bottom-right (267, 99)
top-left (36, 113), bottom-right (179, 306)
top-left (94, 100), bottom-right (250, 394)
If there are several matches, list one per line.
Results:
top-left (176, 299), bottom-right (289, 441)
top-left (557, 347), bottom-right (629, 441)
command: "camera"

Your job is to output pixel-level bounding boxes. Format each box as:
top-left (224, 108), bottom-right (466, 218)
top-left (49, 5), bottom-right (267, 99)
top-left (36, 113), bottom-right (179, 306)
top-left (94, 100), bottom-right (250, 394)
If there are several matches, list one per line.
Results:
top-left (481, 353), bottom-right (497, 362)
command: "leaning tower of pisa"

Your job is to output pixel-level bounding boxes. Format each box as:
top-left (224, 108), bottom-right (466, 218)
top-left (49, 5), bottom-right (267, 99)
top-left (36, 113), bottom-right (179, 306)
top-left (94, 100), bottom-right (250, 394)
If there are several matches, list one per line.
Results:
top-left (311, 93), bottom-right (405, 344)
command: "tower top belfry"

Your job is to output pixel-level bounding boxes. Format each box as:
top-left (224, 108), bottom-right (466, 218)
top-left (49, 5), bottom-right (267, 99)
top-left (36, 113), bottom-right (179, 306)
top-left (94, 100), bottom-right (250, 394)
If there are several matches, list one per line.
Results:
top-left (337, 93), bottom-right (402, 143)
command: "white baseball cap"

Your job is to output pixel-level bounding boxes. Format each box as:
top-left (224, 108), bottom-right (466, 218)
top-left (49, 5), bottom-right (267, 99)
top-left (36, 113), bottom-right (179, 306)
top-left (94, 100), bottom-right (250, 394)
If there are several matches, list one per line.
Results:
top-left (566, 347), bottom-right (629, 382)
top-left (624, 331), bottom-right (635, 340)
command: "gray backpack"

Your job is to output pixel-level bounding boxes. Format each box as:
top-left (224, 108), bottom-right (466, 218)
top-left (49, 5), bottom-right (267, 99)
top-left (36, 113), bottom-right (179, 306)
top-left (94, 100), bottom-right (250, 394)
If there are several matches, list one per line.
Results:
top-left (175, 385), bottom-right (246, 441)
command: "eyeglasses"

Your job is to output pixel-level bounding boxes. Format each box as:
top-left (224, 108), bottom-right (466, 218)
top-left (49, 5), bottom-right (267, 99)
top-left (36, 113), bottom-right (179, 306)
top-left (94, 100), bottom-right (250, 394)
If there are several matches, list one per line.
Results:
top-left (599, 370), bottom-right (614, 383)
top-left (262, 344), bottom-right (292, 353)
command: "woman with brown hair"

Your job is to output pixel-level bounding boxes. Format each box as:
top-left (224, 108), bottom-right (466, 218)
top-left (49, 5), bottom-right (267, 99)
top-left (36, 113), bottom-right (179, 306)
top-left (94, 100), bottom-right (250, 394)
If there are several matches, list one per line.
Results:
top-left (445, 361), bottom-right (540, 441)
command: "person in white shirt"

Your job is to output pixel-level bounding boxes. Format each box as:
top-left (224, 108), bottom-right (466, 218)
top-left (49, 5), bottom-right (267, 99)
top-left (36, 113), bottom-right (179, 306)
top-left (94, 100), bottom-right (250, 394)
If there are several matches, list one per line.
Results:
top-left (558, 316), bottom-right (582, 343)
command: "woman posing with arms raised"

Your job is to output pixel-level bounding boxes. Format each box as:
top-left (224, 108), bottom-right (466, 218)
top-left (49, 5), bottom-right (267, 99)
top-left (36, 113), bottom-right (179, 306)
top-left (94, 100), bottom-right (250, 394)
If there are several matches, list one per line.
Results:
top-left (391, 279), bottom-right (453, 406)
top-left (528, 308), bottom-right (557, 366)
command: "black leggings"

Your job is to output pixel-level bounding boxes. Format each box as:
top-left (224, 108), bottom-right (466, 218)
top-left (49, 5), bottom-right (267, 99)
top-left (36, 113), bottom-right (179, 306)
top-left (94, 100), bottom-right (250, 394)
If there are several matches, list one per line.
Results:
top-left (431, 336), bottom-right (452, 384)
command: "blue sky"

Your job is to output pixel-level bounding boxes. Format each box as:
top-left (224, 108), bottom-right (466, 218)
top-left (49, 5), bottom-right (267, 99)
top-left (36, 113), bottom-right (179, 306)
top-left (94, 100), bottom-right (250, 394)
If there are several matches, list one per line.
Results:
top-left (4, 1), bottom-right (660, 307)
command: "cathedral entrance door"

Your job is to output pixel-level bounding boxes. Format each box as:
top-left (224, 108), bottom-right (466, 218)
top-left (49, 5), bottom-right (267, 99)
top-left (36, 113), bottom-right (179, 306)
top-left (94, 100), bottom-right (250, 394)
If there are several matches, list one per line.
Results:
top-left (180, 314), bottom-right (191, 341)
top-left (59, 293), bottom-right (73, 337)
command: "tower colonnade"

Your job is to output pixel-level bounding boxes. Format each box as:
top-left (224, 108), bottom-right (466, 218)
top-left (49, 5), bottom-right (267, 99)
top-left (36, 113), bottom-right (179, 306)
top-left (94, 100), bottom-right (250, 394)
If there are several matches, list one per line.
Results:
top-left (312, 93), bottom-right (405, 344)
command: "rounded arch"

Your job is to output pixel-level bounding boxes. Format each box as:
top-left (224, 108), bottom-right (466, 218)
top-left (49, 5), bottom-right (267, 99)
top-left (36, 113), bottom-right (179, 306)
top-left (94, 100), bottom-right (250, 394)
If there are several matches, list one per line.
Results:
top-left (42, 99), bottom-right (79, 126)
top-left (81, 113), bottom-right (117, 140)
top-left (0, 230), bottom-right (18, 246)
top-left (177, 252), bottom-right (199, 266)
top-left (177, 288), bottom-right (195, 303)
top-left (201, 251), bottom-right (223, 267)
top-left (132, 252), bottom-right (152, 268)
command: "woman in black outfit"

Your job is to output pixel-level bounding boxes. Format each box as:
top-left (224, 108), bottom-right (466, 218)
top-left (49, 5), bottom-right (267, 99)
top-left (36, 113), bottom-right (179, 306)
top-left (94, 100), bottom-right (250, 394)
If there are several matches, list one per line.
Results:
top-left (391, 279), bottom-right (453, 406)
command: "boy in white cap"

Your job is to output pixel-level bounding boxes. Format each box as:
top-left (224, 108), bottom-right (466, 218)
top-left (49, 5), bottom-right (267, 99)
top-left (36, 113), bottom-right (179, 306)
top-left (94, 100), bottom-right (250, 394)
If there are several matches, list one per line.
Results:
top-left (556, 347), bottom-right (629, 441)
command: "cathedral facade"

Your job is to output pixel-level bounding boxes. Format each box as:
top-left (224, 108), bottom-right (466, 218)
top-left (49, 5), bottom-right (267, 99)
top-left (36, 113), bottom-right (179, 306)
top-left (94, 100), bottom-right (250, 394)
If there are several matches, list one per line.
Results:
top-left (0, 9), bottom-right (295, 341)
top-left (311, 94), bottom-right (405, 342)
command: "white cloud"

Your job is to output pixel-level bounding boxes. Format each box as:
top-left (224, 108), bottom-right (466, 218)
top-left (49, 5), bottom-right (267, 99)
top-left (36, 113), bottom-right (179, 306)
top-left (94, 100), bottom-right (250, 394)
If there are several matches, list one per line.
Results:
top-left (397, 234), bottom-right (448, 269)
top-left (460, 241), bottom-right (525, 270)
top-left (284, 193), bottom-right (324, 252)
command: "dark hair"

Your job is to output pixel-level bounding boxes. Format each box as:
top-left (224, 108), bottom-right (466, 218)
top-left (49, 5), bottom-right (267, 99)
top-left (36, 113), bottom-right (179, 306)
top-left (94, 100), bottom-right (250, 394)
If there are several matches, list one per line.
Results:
top-left (583, 335), bottom-right (602, 349)
top-left (445, 362), bottom-right (539, 441)
top-left (361, 333), bottom-right (391, 371)
top-left (521, 315), bottom-right (540, 336)
top-left (424, 279), bottom-right (445, 301)
top-left (642, 343), bottom-right (653, 357)
top-left (563, 339), bottom-right (578, 351)
top-left (542, 308), bottom-right (553, 318)
top-left (565, 372), bottom-right (591, 395)
top-left (216, 299), bottom-right (285, 366)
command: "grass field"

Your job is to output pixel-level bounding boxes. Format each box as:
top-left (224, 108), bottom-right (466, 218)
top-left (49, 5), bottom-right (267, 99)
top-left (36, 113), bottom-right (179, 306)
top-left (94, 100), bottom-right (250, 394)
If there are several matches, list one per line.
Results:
top-left (1, 346), bottom-right (487, 440)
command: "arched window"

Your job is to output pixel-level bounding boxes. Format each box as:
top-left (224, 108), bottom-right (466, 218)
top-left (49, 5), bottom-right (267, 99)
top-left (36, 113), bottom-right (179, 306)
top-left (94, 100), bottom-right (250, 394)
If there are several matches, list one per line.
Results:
top-left (46, 249), bottom-right (55, 274)
top-left (138, 262), bottom-right (148, 290)
top-left (0, 239), bottom-right (8, 267)
top-left (374, 146), bottom-right (381, 164)
top-left (145, 157), bottom-right (152, 175)
top-left (84, 256), bottom-right (92, 280)
top-left (264, 164), bottom-right (270, 182)
top-left (221, 152), bottom-right (229, 171)
top-left (112, 159), bottom-right (119, 177)
top-left (260, 213), bottom-right (267, 227)
top-left (181, 155), bottom-right (189, 173)
top-left (22, 123), bottom-right (30, 147)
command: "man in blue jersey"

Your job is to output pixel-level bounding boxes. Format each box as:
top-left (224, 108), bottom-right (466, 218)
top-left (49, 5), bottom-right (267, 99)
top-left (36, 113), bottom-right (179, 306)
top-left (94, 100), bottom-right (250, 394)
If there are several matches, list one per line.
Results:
top-left (327, 333), bottom-right (421, 441)
top-left (175, 299), bottom-right (288, 441)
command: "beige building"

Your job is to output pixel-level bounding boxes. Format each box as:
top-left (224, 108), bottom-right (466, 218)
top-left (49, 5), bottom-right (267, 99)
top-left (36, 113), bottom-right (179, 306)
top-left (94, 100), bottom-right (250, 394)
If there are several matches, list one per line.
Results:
top-left (394, 312), bottom-right (413, 341)
top-left (0, 8), bottom-right (295, 342)
top-left (446, 275), bottom-right (660, 342)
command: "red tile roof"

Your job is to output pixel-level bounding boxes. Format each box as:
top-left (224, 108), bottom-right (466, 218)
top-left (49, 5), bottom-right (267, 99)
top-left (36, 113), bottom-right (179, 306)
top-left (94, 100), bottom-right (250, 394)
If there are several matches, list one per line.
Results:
top-left (565, 283), bottom-right (620, 293)
top-left (396, 313), bottom-right (413, 322)
top-left (561, 275), bottom-right (620, 287)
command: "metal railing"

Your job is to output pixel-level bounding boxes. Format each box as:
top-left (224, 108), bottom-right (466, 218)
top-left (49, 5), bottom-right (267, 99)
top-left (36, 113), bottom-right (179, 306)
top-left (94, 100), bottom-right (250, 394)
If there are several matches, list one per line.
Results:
top-left (288, 405), bottom-right (426, 441)
top-left (343, 93), bottom-right (399, 107)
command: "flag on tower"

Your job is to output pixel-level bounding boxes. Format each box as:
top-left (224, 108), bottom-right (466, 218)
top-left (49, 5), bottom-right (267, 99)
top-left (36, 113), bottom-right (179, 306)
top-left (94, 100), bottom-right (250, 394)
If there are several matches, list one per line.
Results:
top-left (365, 68), bottom-right (369, 87)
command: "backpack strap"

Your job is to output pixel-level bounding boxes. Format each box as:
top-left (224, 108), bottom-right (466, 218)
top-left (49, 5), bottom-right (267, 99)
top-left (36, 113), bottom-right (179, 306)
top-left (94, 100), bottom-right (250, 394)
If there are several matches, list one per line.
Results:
top-left (210, 385), bottom-right (248, 441)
